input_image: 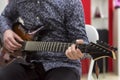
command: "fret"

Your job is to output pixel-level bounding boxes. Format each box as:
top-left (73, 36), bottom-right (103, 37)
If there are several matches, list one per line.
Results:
top-left (50, 42), bottom-right (53, 52)
top-left (36, 42), bottom-right (39, 51)
top-left (58, 42), bottom-right (62, 52)
top-left (45, 42), bottom-right (48, 52)
top-left (61, 43), bottom-right (65, 52)
top-left (38, 42), bottom-right (42, 51)
top-left (56, 42), bottom-right (59, 52)
top-left (55, 42), bottom-right (59, 52)
top-left (61, 43), bottom-right (64, 52)
top-left (43, 42), bottom-right (46, 51)
top-left (52, 42), bottom-right (56, 52)
top-left (41, 42), bottom-right (44, 51)
top-left (43, 42), bottom-right (45, 51)
top-left (47, 42), bottom-right (50, 52)
top-left (34, 42), bottom-right (38, 51)
top-left (44, 42), bottom-right (47, 51)
top-left (56, 42), bottom-right (60, 52)
top-left (46, 42), bottom-right (49, 51)
top-left (62, 43), bottom-right (66, 52)
top-left (39, 42), bottom-right (42, 51)
top-left (38, 42), bottom-right (41, 51)
top-left (41, 42), bottom-right (43, 51)
top-left (46, 42), bottom-right (50, 51)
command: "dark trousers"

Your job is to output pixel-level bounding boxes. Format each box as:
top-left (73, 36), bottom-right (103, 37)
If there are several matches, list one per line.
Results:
top-left (0, 60), bottom-right (80, 80)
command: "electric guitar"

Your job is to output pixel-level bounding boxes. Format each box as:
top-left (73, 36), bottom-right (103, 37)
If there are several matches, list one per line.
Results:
top-left (0, 22), bottom-right (117, 66)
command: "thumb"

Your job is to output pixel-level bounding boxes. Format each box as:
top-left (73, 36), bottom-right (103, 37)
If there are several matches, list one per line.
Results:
top-left (76, 39), bottom-right (84, 44)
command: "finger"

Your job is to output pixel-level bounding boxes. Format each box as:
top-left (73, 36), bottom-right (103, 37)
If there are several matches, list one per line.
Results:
top-left (3, 53), bottom-right (10, 60)
top-left (5, 46), bottom-right (14, 53)
top-left (14, 33), bottom-right (24, 42)
top-left (76, 48), bottom-right (84, 58)
top-left (66, 47), bottom-right (79, 60)
top-left (65, 47), bottom-right (72, 59)
top-left (65, 47), bottom-right (75, 60)
top-left (5, 39), bottom-right (16, 51)
top-left (9, 37), bottom-right (22, 48)
top-left (7, 38), bottom-right (20, 51)
top-left (70, 44), bottom-right (84, 59)
top-left (76, 39), bottom-right (84, 44)
top-left (70, 44), bottom-right (79, 59)
top-left (71, 44), bottom-right (77, 54)
top-left (5, 45), bottom-right (14, 53)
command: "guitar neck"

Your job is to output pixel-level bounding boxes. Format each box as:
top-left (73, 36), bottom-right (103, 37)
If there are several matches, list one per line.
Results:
top-left (22, 41), bottom-right (116, 60)
top-left (23, 41), bottom-right (87, 53)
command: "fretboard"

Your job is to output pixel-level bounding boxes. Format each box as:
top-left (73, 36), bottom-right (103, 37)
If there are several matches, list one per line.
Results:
top-left (23, 41), bottom-right (87, 53)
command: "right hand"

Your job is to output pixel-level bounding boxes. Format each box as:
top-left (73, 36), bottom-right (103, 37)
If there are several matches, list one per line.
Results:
top-left (3, 29), bottom-right (23, 53)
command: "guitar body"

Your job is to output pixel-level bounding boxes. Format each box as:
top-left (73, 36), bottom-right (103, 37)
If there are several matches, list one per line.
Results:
top-left (0, 22), bottom-right (34, 66)
top-left (12, 22), bottom-right (33, 41)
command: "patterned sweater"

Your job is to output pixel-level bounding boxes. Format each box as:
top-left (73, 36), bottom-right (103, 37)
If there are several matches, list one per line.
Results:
top-left (0, 0), bottom-right (88, 73)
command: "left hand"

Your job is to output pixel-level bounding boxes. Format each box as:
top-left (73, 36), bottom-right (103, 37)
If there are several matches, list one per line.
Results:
top-left (65, 39), bottom-right (84, 60)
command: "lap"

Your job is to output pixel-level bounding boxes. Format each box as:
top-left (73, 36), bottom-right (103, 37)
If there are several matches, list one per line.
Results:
top-left (0, 62), bottom-right (28, 80)
top-left (0, 61), bottom-right (80, 80)
top-left (45, 67), bottom-right (80, 80)
top-left (0, 60), bottom-right (41, 80)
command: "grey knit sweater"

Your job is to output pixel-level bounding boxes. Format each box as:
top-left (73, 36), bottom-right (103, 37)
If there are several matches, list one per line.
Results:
top-left (0, 0), bottom-right (88, 73)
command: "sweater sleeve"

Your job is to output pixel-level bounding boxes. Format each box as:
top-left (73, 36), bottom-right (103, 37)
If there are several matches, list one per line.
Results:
top-left (64, 0), bottom-right (89, 43)
top-left (0, 0), bottom-right (18, 35)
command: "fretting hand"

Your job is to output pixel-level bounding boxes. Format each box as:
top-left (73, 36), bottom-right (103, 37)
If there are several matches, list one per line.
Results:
top-left (65, 39), bottom-right (84, 60)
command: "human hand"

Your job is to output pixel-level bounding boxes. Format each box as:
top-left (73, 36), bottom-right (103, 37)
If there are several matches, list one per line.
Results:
top-left (65, 39), bottom-right (84, 60)
top-left (3, 29), bottom-right (23, 53)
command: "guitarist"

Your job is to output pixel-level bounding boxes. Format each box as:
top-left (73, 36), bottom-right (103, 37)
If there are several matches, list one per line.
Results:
top-left (0, 0), bottom-right (89, 80)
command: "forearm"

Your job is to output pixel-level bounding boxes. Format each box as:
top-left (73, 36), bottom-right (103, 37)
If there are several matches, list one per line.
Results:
top-left (0, 16), bottom-right (12, 35)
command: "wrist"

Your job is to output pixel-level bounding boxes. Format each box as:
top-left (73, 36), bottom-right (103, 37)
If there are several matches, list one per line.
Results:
top-left (1, 28), bottom-right (11, 37)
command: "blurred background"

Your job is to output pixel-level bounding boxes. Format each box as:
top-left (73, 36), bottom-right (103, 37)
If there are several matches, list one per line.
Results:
top-left (0, 0), bottom-right (120, 80)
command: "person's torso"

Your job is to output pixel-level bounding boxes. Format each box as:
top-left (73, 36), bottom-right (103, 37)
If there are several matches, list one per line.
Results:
top-left (16, 0), bottom-right (68, 42)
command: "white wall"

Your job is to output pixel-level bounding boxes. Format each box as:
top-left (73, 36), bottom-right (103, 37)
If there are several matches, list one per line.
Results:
top-left (91, 0), bottom-right (109, 30)
top-left (0, 0), bottom-right (8, 14)
top-left (113, 8), bottom-right (120, 76)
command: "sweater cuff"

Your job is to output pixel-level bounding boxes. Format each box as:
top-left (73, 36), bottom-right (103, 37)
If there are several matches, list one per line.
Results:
top-left (0, 26), bottom-right (11, 36)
